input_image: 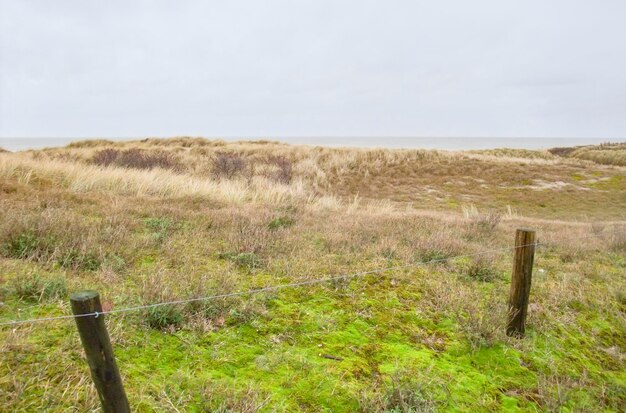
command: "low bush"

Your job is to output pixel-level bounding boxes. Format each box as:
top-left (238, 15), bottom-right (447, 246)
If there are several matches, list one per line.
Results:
top-left (471, 211), bottom-right (502, 233)
top-left (212, 152), bottom-right (247, 179)
top-left (464, 256), bottom-right (501, 282)
top-left (265, 155), bottom-right (293, 184)
top-left (90, 148), bottom-right (118, 166)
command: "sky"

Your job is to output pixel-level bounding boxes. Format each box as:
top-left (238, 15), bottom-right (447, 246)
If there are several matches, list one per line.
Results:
top-left (1, 0), bottom-right (625, 139)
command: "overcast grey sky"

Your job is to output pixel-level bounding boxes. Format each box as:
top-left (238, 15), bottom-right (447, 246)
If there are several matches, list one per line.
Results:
top-left (1, 0), bottom-right (625, 139)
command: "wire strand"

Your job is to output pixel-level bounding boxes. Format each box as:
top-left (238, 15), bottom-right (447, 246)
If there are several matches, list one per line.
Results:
top-left (0, 241), bottom-right (543, 327)
top-left (3, 226), bottom-right (625, 328)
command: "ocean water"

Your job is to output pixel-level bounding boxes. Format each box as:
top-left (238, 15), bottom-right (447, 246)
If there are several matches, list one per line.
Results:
top-left (0, 136), bottom-right (620, 152)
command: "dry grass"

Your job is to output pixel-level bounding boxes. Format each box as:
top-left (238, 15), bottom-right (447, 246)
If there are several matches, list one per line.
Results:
top-left (549, 142), bottom-right (626, 167)
top-left (0, 153), bottom-right (315, 206)
top-left (0, 138), bottom-right (625, 411)
top-left (4, 137), bottom-right (625, 220)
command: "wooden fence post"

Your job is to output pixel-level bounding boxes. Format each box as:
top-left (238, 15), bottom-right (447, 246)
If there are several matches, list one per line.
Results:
top-left (70, 291), bottom-right (130, 413)
top-left (506, 229), bottom-right (536, 337)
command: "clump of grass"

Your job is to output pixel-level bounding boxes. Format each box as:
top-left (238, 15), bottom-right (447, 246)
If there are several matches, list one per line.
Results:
top-left (144, 217), bottom-right (174, 244)
top-left (412, 232), bottom-right (464, 262)
top-left (458, 293), bottom-right (507, 350)
top-left (608, 227), bottom-right (626, 253)
top-left (0, 213), bottom-right (122, 271)
top-left (201, 382), bottom-right (270, 413)
top-left (218, 252), bottom-right (262, 270)
top-left (2, 230), bottom-right (55, 260)
top-left (146, 305), bottom-right (184, 330)
top-left (224, 214), bottom-right (279, 256)
top-left (471, 211), bottom-right (502, 233)
top-left (0, 209), bottom-right (129, 271)
top-left (12, 273), bottom-right (67, 302)
top-left (464, 255), bottom-right (501, 282)
top-left (359, 368), bottom-right (443, 412)
top-left (56, 249), bottom-right (102, 271)
top-left (267, 216), bottom-right (294, 230)
top-left (463, 205), bottom-right (502, 234)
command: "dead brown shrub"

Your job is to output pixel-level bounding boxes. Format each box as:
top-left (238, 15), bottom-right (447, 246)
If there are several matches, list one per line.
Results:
top-left (265, 155), bottom-right (293, 184)
top-left (212, 152), bottom-right (247, 179)
top-left (91, 148), bottom-right (179, 170)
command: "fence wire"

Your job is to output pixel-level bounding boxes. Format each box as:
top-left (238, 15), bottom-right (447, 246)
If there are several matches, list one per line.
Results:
top-left (1, 228), bottom-right (624, 328)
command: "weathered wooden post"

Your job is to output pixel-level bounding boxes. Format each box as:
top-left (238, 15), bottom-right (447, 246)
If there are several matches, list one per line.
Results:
top-left (506, 229), bottom-right (536, 337)
top-left (70, 291), bottom-right (130, 413)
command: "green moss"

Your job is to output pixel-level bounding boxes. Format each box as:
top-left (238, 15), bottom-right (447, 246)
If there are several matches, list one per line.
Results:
top-left (589, 175), bottom-right (626, 190)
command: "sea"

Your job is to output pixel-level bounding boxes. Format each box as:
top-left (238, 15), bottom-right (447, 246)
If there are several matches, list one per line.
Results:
top-left (0, 136), bottom-right (621, 152)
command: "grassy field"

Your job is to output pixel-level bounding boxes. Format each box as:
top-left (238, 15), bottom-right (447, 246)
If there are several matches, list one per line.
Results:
top-left (0, 138), bottom-right (625, 412)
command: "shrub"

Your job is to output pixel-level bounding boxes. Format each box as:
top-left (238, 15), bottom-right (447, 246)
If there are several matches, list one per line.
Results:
top-left (266, 155), bottom-right (293, 184)
top-left (411, 231), bottom-right (464, 263)
top-left (212, 152), bottom-right (247, 179)
top-left (90, 148), bottom-right (118, 166)
top-left (471, 211), bottom-right (502, 233)
top-left (548, 147), bottom-right (577, 157)
top-left (464, 256), bottom-right (500, 282)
